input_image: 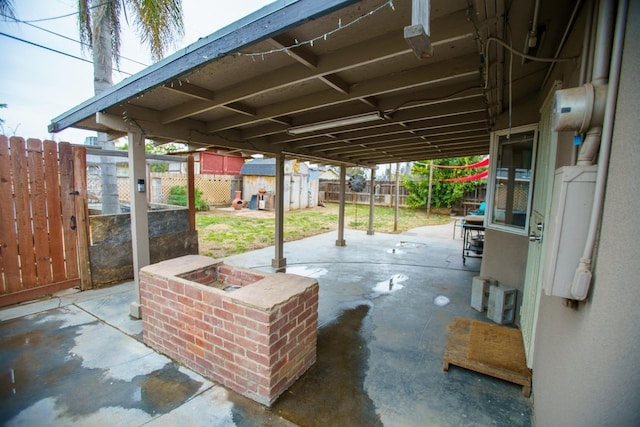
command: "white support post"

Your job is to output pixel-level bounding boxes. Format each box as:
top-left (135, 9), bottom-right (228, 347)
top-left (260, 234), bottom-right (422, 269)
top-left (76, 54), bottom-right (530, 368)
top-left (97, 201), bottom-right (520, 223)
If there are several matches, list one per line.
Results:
top-left (128, 131), bottom-right (150, 319)
top-left (367, 168), bottom-right (375, 235)
top-left (272, 153), bottom-right (287, 269)
top-left (336, 166), bottom-right (347, 246)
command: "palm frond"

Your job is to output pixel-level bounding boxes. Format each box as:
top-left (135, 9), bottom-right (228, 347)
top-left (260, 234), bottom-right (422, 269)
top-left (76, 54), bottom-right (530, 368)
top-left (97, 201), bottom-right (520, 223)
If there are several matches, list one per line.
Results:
top-left (129, 0), bottom-right (184, 62)
top-left (0, 0), bottom-right (16, 20)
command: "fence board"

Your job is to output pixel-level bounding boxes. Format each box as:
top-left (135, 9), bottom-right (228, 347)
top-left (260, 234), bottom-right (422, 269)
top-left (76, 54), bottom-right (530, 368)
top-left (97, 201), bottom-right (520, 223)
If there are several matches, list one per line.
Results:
top-left (59, 142), bottom-right (78, 279)
top-left (11, 137), bottom-right (37, 288)
top-left (44, 140), bottom-right (66, 282)
top-left (27, 139), bottom-right (52, 286)
top-left (73, 146), bottom-right (91, 290)
top-left (0, 136), bottom-right (21, 292)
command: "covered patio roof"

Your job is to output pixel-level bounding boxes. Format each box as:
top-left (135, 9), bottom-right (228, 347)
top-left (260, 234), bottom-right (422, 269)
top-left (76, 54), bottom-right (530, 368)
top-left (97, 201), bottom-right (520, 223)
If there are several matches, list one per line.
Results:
top-left (49, 0), bottom-right (577, 166)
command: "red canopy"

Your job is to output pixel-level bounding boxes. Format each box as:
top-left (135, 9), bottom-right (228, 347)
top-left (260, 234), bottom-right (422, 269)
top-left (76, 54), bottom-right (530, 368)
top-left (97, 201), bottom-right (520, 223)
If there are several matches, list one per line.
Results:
top-left (441, 170), bottom-right (489, 182)
top-left (433, 157), bottom-right (489, 169)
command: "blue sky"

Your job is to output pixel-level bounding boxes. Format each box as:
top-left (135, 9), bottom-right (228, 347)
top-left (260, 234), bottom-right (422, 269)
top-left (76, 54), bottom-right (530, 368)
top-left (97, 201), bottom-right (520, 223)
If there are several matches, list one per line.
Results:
top-left (0, 0), bottom-right (274, 143)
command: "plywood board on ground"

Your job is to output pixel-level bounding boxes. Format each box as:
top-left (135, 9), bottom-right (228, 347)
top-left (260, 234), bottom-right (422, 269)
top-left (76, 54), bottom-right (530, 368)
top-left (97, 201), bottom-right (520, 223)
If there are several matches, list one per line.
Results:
top-left (443, 317), bottom-right (531, 397)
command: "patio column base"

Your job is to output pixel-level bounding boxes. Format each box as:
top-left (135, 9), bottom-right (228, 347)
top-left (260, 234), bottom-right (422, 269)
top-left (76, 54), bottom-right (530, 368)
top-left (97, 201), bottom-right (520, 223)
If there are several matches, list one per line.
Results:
top-left (335, 239), bottom-right (346, 246)
top-left (272, 257), bottom-right (287, 270)
top-left (129, 302), bottom-right (141, 319)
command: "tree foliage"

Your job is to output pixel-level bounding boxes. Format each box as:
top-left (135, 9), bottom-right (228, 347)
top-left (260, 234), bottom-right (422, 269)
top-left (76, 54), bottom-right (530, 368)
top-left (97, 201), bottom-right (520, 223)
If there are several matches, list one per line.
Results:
top-left (404, 156), bottom-right (486, 209)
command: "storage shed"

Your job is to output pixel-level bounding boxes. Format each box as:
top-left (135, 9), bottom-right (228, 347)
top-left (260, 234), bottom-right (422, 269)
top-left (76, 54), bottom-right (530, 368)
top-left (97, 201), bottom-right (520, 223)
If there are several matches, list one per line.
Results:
top-left (241, 158), bottom-right (319, 211)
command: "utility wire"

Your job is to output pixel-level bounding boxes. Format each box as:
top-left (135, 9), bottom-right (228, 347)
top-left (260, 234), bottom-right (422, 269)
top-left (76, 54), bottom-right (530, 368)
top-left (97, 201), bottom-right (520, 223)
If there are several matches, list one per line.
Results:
top-left (0, 13), bottom-right (149, 68)
top-left (0, 31), bottom-right (133, 76)
top-left (11, 0), bottom-right (113, 23)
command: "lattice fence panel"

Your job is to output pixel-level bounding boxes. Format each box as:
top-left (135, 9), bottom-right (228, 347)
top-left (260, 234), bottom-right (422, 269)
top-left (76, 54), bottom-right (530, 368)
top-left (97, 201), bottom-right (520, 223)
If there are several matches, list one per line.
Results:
top-left (195, 175), bottom-right (236, 205)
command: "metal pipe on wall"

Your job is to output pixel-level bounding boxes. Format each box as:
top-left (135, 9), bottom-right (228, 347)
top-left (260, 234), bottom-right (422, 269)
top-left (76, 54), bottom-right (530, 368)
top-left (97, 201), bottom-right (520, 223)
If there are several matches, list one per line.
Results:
top-left (572, 0), bottom-right (628, 300)
top-left (577, 0), bottom-right (616, 165)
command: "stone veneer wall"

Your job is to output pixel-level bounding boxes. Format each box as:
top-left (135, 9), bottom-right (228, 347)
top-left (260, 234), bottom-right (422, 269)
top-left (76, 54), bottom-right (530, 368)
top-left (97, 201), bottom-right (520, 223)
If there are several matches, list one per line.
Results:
top-left (139, 255), bottom-right (318, 406)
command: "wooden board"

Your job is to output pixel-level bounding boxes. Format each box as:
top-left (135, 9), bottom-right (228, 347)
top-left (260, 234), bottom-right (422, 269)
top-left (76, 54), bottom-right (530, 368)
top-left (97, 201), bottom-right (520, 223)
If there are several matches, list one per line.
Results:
top-left (44, 140), bottom-right (66, 282)
top-left (443, 317), bottom-right (532, 397)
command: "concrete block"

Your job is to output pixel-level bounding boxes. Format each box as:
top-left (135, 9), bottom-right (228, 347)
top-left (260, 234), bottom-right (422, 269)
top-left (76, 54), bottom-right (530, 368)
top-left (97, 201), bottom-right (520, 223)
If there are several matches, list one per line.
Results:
top-left (470, 276), bottom-right (492, 312)
top-left (487, 284), bottom-right (517, 325)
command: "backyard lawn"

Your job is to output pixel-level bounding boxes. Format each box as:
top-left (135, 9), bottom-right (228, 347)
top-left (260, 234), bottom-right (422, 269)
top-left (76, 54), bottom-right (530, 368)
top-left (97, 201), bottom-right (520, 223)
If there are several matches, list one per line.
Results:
top-left (196, 202), bottom-right (452, 258)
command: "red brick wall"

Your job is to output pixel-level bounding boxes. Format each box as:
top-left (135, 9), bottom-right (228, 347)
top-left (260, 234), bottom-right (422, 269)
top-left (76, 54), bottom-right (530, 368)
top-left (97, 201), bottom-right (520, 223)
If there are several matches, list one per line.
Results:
top-left (140, 262), bottom-right (318, 406)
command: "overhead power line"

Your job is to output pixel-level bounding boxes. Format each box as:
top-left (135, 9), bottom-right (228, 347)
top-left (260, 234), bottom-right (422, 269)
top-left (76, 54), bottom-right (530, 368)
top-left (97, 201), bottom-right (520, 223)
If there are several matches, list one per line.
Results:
top-left (10, 1), bottom-right (113, 23)
top-left (0, 13), bottom-right (149, 68)
top-left (0, 32), bottom-right (133, 76)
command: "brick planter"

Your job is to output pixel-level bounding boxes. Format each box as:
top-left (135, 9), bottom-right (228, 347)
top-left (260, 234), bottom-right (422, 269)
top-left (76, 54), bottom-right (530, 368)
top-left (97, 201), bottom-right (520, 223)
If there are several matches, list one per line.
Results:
top-left (139, 255), bottom-right (318, 406)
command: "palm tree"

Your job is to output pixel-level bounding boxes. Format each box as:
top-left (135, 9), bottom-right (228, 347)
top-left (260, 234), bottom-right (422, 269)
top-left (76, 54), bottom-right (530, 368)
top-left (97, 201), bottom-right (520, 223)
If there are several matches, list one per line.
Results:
top-left (1, 1), bottom-right (184, 213)
top-left (78, 0), bottom-right (184, 213)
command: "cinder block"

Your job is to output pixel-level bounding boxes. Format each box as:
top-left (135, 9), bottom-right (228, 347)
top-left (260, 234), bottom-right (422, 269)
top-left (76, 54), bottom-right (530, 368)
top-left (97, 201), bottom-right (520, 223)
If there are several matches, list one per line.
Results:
top-left (471, 276), bottom-right (492, 312)
top-left (487, 284), bottom-right (517, 324)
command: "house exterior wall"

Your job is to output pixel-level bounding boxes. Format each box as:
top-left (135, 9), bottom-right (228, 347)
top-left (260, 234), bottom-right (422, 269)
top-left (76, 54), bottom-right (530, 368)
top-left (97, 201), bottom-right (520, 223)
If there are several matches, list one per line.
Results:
top-left (480, 229), bottom-right (528, 296)
top-left (532, 5), bottom-right (640, 426)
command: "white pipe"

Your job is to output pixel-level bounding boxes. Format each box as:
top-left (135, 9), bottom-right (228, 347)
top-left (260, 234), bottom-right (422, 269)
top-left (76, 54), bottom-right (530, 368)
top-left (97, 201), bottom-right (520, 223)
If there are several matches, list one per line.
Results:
top-left (591, 0), bottom-right (616, 85)
top-left (576, 0), bottom-right (615, 166)
top-left (579, 0), bottom-right (595, 86)
top-left (571, 0), bottom-right (628, 300)
top-left (573, 0), bottom-right (595, 166)
top-left (528, 0), bottom-right (541, 48)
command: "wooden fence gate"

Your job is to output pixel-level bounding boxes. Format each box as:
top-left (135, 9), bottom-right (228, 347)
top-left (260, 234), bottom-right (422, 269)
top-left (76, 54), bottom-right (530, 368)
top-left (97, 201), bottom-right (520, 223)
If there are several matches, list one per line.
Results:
top-left (0, 136), bottom-right (89, 307)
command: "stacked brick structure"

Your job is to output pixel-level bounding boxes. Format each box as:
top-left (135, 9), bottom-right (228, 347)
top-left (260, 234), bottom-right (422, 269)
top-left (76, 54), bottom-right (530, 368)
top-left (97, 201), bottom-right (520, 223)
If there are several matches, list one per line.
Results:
top-left (139, 255), bottom-right (318, 406)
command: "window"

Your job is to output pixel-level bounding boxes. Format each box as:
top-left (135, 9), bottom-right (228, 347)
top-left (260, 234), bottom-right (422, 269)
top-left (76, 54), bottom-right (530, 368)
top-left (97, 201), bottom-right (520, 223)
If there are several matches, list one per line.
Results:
top-left (486, 125), bottom-right (537, 234)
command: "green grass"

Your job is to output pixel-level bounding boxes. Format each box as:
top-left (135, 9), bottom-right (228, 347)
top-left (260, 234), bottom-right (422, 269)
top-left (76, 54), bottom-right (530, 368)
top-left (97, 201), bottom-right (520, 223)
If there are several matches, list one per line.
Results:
top-left (196, 202), bottom-right (451, 258)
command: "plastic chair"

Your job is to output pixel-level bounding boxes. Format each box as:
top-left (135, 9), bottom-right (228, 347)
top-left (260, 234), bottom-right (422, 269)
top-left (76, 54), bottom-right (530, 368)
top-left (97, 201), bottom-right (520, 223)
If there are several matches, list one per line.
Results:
top-left (469, 201), bottom-right (485, 216)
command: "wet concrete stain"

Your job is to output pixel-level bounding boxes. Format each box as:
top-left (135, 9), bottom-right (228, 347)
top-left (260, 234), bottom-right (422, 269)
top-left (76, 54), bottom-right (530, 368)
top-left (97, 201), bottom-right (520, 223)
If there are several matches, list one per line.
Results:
top-left (266, 304), bottom-right (382, 427)
top-left (0, 310), bottom-right (202, 424)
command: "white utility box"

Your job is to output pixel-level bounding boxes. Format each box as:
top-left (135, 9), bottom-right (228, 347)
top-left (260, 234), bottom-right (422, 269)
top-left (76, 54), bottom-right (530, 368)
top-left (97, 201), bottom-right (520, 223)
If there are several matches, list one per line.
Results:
top-left (487, 284), bottom-right (517, 324)
top-left (471, 276), bottom-right (492, 312)
top-left (542, 165), bottom-right (597, 299)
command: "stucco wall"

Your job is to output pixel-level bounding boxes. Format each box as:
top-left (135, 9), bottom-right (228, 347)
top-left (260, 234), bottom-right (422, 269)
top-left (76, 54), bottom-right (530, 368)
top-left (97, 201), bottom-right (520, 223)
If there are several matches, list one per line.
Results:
top-left (532, 3), bottom-right (640, 426)
top-left (480, 229), bottom-right (529, 295)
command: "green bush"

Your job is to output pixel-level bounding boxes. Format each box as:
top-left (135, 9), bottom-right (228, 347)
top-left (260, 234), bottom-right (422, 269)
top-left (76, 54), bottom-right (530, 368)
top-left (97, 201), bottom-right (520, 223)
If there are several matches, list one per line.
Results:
top-left (168, 186), bottom-right (209, 211)
top-left (404, 157), bottom-right (485, 209)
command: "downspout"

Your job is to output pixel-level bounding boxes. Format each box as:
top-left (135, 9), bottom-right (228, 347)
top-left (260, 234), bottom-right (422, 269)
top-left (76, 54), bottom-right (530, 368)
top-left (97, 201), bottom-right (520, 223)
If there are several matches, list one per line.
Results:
top-left (571, 0), bottom-right (628, 299)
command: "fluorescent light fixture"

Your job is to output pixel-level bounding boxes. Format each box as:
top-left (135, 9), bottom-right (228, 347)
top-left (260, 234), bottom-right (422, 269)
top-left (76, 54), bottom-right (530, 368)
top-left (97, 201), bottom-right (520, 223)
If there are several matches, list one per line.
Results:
top-left (287, 112), bottom-right (383, 135)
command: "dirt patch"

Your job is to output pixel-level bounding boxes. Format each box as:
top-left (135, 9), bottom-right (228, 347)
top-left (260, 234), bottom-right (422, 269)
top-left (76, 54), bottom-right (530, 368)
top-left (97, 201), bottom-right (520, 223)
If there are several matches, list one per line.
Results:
top-left (205, 224), bottom-right (233, 232)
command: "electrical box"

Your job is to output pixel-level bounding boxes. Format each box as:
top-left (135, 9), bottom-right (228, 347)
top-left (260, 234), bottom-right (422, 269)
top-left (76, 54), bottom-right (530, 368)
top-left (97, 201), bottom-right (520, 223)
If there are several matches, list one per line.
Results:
top-left (470, 276), bottom-right (493, 312)
top-left (542, 165), bottom-right (597, 299)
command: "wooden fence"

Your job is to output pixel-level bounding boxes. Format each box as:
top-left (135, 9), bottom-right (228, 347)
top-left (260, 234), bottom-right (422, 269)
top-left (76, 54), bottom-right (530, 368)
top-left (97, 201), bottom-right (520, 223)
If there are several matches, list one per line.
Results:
top-left (320, 180), bottom-right (411, 207)
top-left (0, 136), bottom-right (89, 307)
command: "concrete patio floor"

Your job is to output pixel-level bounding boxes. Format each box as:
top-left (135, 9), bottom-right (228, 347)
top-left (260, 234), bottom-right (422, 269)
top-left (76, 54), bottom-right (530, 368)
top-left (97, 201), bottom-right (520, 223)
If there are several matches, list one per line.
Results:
top-left (0, 221), bottom-right (532, 426)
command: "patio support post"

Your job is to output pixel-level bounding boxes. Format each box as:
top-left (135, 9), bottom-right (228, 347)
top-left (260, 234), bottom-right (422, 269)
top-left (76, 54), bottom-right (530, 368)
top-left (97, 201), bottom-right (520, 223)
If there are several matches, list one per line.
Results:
top-left (272, 153), bottom-right (287, 269)
top-left (367, 168), bottom-right (375, 235)
top-left (128, 130), bottom-right (150, 319)
top-left (336, 165), bottom-right (347, 246)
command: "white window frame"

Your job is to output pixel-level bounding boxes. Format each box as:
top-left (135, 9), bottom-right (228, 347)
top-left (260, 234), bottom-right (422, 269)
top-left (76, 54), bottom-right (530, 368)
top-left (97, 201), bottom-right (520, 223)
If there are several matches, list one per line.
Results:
top-left (485, 124), bottom-right (538, 235)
